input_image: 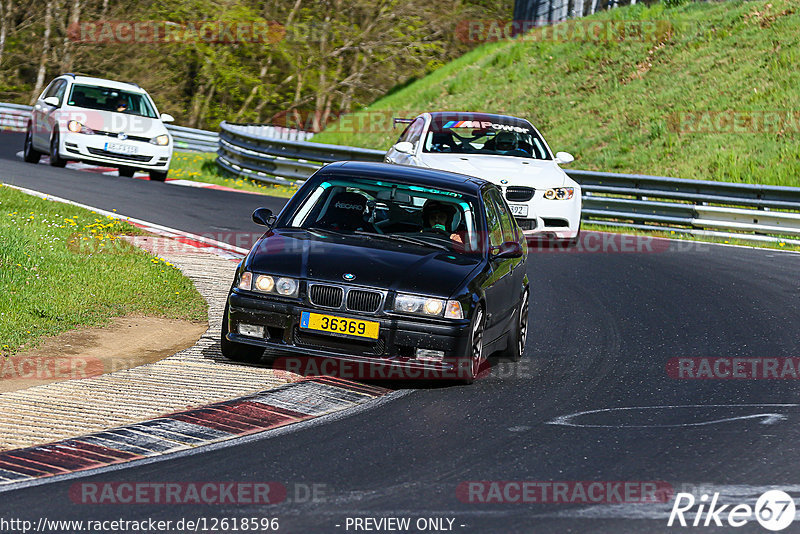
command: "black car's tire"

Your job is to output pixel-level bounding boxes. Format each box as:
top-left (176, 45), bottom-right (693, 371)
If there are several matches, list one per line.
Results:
top-left (149, 170), bottom-right (168, 182)
top-left (49, 131), bottom-right (67, 167)
top-left (500, 288), bottom-right (529, 362)
top-left (459, 306), bottom-right (485, 384)
top-left (220, 303), bottom-right (265, 363)
top-left (118, 166), bottom-right (136, 177)
top-left (23, 128), bottom-right (42, 164)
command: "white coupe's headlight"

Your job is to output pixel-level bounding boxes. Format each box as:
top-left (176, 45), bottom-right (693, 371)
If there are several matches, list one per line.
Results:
top-left (151, 134), bottom-right (170, 146)
top-left (394, 293), bottom-right (463, 319)
top-left (544, 187), bottom-right (574, 200)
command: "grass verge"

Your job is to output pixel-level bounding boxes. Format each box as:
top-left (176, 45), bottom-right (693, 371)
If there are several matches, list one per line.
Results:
top-left (0, 184), bottom-right (207, 356)
top-left (169, 151), bottom-right (299, 198)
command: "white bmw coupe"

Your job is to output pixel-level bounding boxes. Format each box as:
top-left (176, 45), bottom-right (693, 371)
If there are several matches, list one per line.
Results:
top-left (385, 112), bottom-right (580, 244)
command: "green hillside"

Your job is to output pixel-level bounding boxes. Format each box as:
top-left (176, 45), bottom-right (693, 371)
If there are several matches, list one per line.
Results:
top-left (314, 0), bottom-right (800, 186)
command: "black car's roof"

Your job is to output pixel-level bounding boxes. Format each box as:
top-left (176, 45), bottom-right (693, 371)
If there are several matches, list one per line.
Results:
top-left (317, 161), bottom-right (488, 195)
top-left (426, 111), bottom-right (534, 129)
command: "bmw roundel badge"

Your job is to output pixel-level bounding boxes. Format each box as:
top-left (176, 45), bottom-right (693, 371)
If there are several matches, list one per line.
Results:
top-left (500, 179), bottom-right (508, 184)
top-left (343, 273), bottom-right (356, 281)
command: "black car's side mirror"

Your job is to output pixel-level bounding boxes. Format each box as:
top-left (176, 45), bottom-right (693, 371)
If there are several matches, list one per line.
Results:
top-left (252, 207), bottom-right (276, 227)
top-left (492, 241), bottom-right (523, 259)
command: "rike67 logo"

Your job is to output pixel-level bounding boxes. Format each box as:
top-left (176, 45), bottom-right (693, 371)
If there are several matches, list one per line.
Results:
top-left (668, 490), bottom-right (796, 531)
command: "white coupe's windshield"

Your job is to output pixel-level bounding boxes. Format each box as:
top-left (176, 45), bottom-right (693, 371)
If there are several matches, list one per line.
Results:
top-left (423, 116), bottom-right (551, 159)
top-left (67, 84), bottom-right (158, 119)
top-left (287, 176), bottom-right (481, 253)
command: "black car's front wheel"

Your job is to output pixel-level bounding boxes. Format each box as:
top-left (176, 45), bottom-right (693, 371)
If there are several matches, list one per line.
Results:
top-left (220, 303), bottom-right (265, 363)
top-left (500, 288), bottom-right (529, 362)
top-left (460, 306), bottom-right (485, 384)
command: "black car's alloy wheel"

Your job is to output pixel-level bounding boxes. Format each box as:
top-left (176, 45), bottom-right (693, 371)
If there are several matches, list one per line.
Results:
top-left (23, 128), bottom-right (41, 164)
top-left (501, 288), bottom-right (529, 362)
top-left (462, 307), bottom-right (484, 384)
top-left (49, 131), bottom-right (67, 167)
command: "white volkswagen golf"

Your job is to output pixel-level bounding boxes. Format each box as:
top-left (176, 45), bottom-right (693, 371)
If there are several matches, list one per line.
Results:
top-left (385, 112), bottom-right (581, 244)
top-left (23, 74), bottom-right (174, 181)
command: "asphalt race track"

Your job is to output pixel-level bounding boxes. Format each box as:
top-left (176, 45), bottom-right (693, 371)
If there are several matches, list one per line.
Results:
top-left (2, 131), bottom-right (800, 533)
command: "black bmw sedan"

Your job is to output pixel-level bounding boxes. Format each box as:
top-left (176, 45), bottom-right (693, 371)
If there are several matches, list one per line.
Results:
top-left (221, 161), bottom-right (529, 383)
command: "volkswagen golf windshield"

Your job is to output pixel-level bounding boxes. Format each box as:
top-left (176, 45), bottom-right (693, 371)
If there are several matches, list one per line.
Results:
top-left (67, 84), bottom-right (158, 119)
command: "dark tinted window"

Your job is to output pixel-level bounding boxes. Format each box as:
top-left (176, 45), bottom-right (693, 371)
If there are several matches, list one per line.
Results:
top-left (482, 190), bottom-right (503, 249)
top-left (490, 189), bottom-right (517, 243)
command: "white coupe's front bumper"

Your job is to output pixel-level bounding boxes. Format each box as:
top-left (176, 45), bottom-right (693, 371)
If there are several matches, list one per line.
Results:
top-left (505, 187), bottom-right (582, 241)
top-left (60, 131), bottom-right (172, 170)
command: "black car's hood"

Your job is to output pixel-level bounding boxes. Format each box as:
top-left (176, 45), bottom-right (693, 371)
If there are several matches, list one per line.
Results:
top-left (246, 229), bottom-right (483, 298)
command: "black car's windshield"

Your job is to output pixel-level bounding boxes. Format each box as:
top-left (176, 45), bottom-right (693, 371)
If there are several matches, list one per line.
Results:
top-left (423, 116), bottom-right (551, 159)
top-left (67, 84), bottom-right (158, 118)
top-left (285, 176), bottom-right (481, 253)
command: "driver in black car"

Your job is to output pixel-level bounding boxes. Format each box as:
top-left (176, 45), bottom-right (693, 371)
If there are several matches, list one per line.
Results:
top-left (422, 200), bottom-right (463, 245)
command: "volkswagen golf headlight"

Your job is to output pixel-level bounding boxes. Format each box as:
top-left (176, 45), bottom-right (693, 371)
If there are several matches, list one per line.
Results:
top-left (394, 293), bottom-right (463, 319)
top-left (543, 187), bottom-right (574, 200)
top-left (67, 121), bottom-right (94, 134)
top-left (150, 134), bottom-right (170, 146)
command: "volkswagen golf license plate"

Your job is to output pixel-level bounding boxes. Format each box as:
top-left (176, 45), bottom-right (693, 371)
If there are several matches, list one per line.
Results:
top-left (300, 311), bottom-right (379, 339)
top-left (104, 142), bottom-right (138, 155)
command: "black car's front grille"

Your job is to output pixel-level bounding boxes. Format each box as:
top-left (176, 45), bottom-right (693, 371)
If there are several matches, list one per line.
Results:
top-left (95, 130), bottom-right (151, 143)
top-left (87, 148), bottom-right (152, 162)
top-left (309, 284), bottom-right (344, 308)
top-left (506, 187), bottom-right (535, 202)
top-left (293, 327), bottom-right (385, 355)
top-left (346, 289), bottom-right (382, 313)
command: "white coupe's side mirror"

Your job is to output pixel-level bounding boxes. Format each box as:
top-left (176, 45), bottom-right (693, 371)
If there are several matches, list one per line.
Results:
top-left (554, 151), bottom-right (574, 165)
top-left (160, 113), bottom-right (175, 123)
top-left (43, 96), bottom-right (60, 107)
top-left (394, 141), bottom-right (414, 154)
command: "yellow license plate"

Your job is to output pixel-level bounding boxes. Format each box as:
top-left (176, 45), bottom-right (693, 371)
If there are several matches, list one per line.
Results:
top-left (300, 311), bottom-right (379, 339)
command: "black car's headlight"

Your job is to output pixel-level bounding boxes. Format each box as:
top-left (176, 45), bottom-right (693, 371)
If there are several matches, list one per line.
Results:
top-left (543, 187), bottom-right (574, 200)
top-left (394, 293), bottom-right (463, 319)
top-left (238, 271), bottom-right (299, 297)
top-left (150, 134), bottom-right (170, 146)
top-left (67, 120), bottom-right (94, 134)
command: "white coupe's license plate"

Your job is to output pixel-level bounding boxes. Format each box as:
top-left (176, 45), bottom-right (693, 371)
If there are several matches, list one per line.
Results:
top-left (104, 142), bottom-right (138, 155)
top-left (509, 204), bottom-right (528, 217)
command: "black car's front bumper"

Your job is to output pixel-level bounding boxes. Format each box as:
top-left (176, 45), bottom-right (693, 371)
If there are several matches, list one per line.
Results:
top-left (226, 290), bottom-right (472, 380)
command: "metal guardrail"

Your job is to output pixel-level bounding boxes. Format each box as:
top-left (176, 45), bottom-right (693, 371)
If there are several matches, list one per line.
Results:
top-left (217, 120), bottom-right (384, 185)
top-left (573, 170), bottom-right (800, 243)
top-left (217, 121), bottom-right (800, 245)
